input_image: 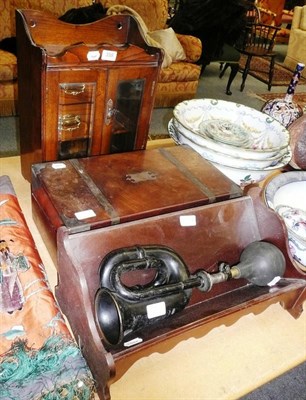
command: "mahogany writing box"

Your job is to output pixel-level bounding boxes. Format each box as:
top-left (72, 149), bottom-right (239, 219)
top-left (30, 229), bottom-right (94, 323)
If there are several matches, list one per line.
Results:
top-left (31, 145), bottom-right (242, 257)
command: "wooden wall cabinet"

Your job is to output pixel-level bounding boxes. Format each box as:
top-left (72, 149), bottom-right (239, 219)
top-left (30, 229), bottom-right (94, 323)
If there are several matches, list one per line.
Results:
top-left (16, 9), bottom-right (163, 180)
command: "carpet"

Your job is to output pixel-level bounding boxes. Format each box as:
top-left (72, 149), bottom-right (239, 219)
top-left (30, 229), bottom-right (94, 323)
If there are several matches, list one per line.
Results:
top-left (0, 116), bottom-right (20, 157)
top-left (239, 55), bottom-right (306, 87)
top-left (254, 92), bottom-right (306, 110)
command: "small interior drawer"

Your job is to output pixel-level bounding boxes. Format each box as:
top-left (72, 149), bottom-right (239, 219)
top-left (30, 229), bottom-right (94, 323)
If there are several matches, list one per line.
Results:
top-left (58, 103), bottom-right (93, 140)
top-left (59, 82), bottom-right (96, 104)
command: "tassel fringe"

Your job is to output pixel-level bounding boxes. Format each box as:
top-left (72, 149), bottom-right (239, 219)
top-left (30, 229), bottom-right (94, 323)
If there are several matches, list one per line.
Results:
top-left (0, 336), bottom-right (95, 399)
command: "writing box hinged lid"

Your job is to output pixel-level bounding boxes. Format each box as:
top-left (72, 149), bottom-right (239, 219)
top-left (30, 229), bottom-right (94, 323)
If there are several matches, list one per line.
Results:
top-left (31, 146), bottom-right (242, 233)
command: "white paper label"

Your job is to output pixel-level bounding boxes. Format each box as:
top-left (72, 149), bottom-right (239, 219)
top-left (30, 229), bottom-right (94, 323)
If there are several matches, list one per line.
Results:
top-left (52, 162), bottom-right (66, 169)
top-left (87, 50), bottom-right (100, 61)
top-left (101, 49), bottom-right (117, 61)
top-left (74, 209), bottom-right (96, 220)
top-left (180, 215), bottom-right (196, 227)
top-left (146, 301), bottom-right (166, 319)
top-left (124, 337), bottom-right (143, 347)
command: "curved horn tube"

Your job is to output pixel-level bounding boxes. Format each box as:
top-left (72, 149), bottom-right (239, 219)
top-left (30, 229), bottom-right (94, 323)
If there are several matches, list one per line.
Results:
top-left (95, 241), bottom-right (286, 347)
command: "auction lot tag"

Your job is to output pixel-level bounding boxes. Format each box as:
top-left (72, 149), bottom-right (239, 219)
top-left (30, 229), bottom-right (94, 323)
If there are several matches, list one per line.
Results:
top-left (75, 209), bottom-right (96, 220)
top-left (146, 301), bottom-right (166, 319)
top-left (101, 49), bottom-right (117, 61)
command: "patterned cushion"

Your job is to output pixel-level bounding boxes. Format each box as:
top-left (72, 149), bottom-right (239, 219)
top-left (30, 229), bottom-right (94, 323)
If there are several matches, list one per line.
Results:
top-left (154, 80), bottom-right (200, 108)
top-left (0, 81), bottom-right (17, 115)
top-left (176, 34), bottom-right (202, 63)
top-left (0, 45), bottom-right (17, 115)
top-left (0, 49), bottom-right (17, 81)
top-left (0, 1), bottom-right (12, 40)
top-left (159, 62), bottom-right (201, 83)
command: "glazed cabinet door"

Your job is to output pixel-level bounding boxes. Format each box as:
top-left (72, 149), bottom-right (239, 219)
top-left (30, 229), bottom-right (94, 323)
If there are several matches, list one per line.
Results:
top-left (43, 69), bottom-right (107, 161)
top-left (100, 67), bottom-right (158, 154)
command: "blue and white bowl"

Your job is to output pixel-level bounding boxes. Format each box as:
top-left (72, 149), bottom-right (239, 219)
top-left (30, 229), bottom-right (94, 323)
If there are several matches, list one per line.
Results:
top-left (264, 171), bottom-right (306, 269)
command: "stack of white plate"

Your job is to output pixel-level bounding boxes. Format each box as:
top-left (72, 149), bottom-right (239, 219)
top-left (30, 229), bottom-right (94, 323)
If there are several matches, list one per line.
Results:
top-left (168, 99), bottom-right (291, 187)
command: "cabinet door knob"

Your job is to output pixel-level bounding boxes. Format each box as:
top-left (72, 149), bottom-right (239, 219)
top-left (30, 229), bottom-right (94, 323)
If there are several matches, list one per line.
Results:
top-left (105, 99), bottom-right (114, 125)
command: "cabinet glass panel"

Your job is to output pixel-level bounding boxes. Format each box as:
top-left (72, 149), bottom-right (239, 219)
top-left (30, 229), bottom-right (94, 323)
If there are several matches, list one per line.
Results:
top-left (57, 82), bottom-right (96, 159)
top-left (110, 79), bottom-right (144, 153)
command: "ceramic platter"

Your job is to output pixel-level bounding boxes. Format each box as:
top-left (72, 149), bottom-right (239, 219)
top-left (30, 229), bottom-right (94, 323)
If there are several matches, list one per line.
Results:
top-left (168, 118), bottom-right (289, 170)
top-left (211, 150), bottom-right (291, 188)
top-left (173, 99), bottom-right (290, 157)
top-left (168, 119), bottom-right (291, 188)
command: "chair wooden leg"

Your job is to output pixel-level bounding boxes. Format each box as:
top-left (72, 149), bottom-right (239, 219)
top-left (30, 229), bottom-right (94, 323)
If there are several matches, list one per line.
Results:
top-left (240, 55), bottom-right (252, 92)
top-left (219, 62), bottom-right (230, 78)
top-left (225, 63), bottom-right (239, 95)
top-left (268, 55), bottom-right (276, 91)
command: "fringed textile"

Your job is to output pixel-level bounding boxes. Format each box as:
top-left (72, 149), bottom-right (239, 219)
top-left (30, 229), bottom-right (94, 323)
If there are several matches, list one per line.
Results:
top-left (0, 336), bottom-right (95, 400)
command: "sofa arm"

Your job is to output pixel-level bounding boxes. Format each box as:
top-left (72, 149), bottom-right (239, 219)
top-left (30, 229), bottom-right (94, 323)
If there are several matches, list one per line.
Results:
top-left (176, 34), bottom-right (202, 63)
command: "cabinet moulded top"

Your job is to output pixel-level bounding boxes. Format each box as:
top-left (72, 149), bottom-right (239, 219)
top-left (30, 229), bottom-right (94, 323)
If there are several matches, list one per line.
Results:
top-left (16, 9), bottom-right (163, 63)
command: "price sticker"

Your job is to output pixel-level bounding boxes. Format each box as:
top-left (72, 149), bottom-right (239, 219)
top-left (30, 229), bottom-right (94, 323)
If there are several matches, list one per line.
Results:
top-left (74, 209), bottom-right (96, 220)
top-left (146, 302), bottom-right (166, 319)
top-left (87, 50), bottom-right (100, 61)
top-left (52, 162), bottom-right (66, 169)
top-left (124, 337), bottom-right (143, 347)
top-left (101, 49), bottom-right (117, 61)
top-left (180, 215), bottom-right (197, 227)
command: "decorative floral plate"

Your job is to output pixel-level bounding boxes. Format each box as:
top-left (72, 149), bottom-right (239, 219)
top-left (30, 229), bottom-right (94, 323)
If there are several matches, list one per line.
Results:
top-left (199, 119), bottom-right (251, 147)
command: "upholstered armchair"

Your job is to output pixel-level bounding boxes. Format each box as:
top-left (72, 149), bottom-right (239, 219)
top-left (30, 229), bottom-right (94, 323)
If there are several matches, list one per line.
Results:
top-left (102, 0), bottom-right (202, 108)
top-left (284, 5), bottom-right (306, 79)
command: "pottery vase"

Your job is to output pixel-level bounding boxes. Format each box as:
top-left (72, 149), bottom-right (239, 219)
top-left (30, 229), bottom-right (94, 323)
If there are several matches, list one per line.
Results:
top-left (261, 63), bottom-right (305, 128)
top-left (288, 114), bottom-right (306, 170)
